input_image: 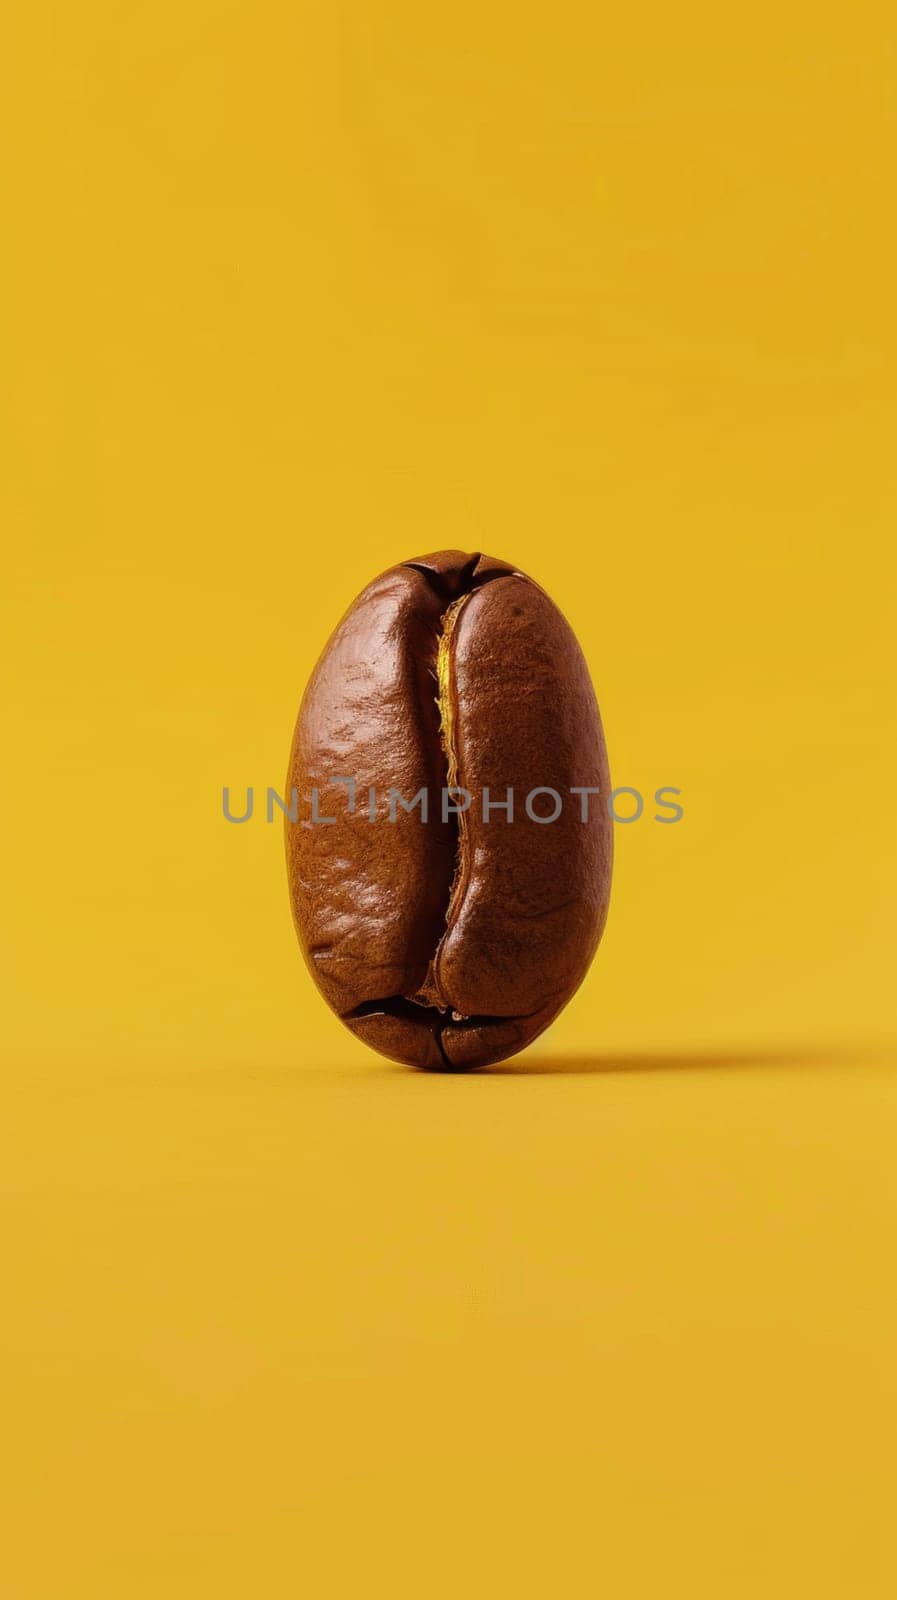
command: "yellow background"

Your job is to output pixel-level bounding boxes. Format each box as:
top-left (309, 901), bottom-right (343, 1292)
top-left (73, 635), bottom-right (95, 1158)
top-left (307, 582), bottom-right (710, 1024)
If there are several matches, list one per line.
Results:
top-left (3, 3), bottom-right (895, 1594)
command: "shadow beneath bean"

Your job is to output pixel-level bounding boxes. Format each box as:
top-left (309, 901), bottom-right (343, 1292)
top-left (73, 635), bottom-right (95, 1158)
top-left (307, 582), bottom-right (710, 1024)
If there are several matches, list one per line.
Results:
top-left (487, 1044), bottom-right (895, 1076)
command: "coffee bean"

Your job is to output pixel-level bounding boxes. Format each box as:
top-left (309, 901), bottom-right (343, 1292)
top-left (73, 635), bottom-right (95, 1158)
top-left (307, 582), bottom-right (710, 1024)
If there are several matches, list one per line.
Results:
top-left (286, 550), bottom-right (612, 1069)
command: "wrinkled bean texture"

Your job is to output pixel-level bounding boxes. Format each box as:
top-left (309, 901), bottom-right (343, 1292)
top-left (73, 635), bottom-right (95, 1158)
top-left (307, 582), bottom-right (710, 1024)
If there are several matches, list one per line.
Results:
top-left (285, 550), bottom-right (612, 1069)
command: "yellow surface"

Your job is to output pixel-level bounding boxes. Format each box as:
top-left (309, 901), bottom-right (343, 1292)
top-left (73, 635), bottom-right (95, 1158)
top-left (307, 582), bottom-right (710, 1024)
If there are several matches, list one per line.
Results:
top-left (2, 3), bottom-right (895, 1595)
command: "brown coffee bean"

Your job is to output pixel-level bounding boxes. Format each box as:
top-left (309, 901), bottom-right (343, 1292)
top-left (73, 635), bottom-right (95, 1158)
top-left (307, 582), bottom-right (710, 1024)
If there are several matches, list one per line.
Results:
top-left (285, 550), bottom-right (612, 1069)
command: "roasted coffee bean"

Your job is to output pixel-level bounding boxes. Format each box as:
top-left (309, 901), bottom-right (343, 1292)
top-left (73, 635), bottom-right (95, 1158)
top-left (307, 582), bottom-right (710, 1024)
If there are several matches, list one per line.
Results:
top-left (285, 550), bottom-right (612, 1069)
